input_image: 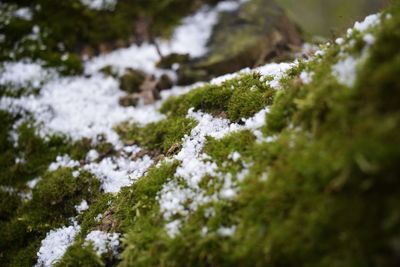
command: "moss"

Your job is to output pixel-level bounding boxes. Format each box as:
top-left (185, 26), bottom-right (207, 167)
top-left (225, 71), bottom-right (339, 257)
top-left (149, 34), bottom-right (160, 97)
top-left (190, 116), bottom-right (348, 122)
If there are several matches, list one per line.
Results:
top-left (161, 73), bottom-right (274, 122)
top-left (0, 118), bottom-right (91, 187)
top-left (0, 190), bottom-right (21, 221)
top-left (119, 5), bottom-right (400, 266)
top-left (156, 53), bottom-right (191, 69)
top-left (0, 167), bottom-right (101, 266)
top-left (56, 244), bottom-right (104, 267)
top-left (0, 1), bottom-right (222, 71)
top-left (115, 161), bottom-right (178, 266)
top-left (119, 69), bottom-right (146, 94)
top-left (115, 117), bottom-right (197, 155)
top-left (78, 193), bottom-right (115, 238)
top-left (204, 130), bottom-right (256, 166)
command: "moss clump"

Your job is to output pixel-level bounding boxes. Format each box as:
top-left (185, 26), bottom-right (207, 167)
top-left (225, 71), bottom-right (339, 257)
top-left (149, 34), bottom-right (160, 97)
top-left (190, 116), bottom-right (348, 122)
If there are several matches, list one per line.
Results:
top-left (114, 162), bottom-right (178, 266)
top-left (0, 168), bottom-right (101, 266)
top-left (78, 193), bottom-right (115, 239)
top-left (161, 73), bottom-right (274, 122)
top-left (156, 53), bottom-right (191, 69)
top-left (115, 117), bottom-right (197, 155)
top-left (0, 117), bottom-right (91, 187)
top-left (55, 244), bottom-right (104, 267)
top-left (119, 69), bottom-right (146, 93)
top-left (204, 130), bottom-right (256, 166)
top-left (117, 5), bottom-right (400, 267)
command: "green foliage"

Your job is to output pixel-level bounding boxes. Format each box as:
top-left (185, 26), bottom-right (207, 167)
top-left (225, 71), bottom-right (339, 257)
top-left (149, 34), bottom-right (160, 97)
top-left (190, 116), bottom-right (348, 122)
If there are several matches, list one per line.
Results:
top-left (161, 73), bottom-right (274, 122)
top-left (0, 167), bottom-right (101, 266)
top-left (115, 162), bottom-right (178, 266)
top-left (0, 116), bottom-right (91, 187)
top-left (115, 116), bottom-right (197, 155)
top-left (56, 244), bottom-right (104, 267)
top-left (119, 69), bottom-right (146, 93)
top-left (204, 130), bottom-right (256, 166)
top-left (0, 0), bottom-right (222, 72)
top-left (119, 5), bottom-right (400, 266)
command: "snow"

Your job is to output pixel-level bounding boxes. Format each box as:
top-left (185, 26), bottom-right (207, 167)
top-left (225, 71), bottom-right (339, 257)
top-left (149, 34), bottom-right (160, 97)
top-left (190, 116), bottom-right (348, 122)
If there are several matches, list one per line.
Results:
top-left (363, 33), bottom-right (376, 45)
top-left (84, 0), bottom-right (246, 75)
top-left (257, 62), bottom-right (297, 89)
top-left (84, 230), bottom-right (120, 256)
top-left (209, 62), bottom-right (296, 90)
top-left (14, 7), bottom-right (33, 21)
top-left (217, 225), bottom-right (236, 237)
top-left (1, 74), bottom-right (164, 145)
top-left (27, 177), bottom-right (41, 189)
top-left (86, 149), bottom-right (99, 162)
top-left (83, 154), bottom-right (153, 193)
top-left (80, 0), bottom-right (117, 11)
top-left (48, 155), bottom-right (80, 172)
top-left (35, 221), bottom-right (80, 267)
top-left (158, 108), bottom-right (269, 237)
top-left (75, 200), bottom-right (89, 214)
top-left (353, 14), bottom-right (380, 33)
top-left (229, 151), bottom-right (241, 162)
top-left (300, 71), bottom-right (313, 84)
top-left (335, 38), bottom-right (345, 45)
top-left (72, 170), bottom-right (80, 178)
top-left (332, 13), bottom-right (382, 88)
top-left (0, 61), bottom-right (55, 88)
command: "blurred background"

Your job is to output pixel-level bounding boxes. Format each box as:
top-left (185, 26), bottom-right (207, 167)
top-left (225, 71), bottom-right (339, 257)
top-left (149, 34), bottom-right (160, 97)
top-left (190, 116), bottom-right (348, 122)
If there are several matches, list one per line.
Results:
top-left (277, 0), bottom-right (389, 38)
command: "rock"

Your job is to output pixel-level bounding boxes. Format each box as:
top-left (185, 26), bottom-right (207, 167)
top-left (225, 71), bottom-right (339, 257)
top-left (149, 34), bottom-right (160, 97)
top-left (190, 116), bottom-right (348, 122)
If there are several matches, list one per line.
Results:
top-left (201, 0), bottom-right (302, 76)
top-left (156, 74), bottom-right (174, 91)
top-left (119, 94), bottom-right (140, 107)
top-left (139, 75), bottom-right (160, 105)
top-left (119, 68), bottom-right (146, 93)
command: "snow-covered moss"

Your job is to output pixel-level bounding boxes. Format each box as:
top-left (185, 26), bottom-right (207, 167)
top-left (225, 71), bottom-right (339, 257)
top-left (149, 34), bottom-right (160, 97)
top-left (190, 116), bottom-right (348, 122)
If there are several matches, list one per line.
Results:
top-left (1, 2), bottom-right (400, 267)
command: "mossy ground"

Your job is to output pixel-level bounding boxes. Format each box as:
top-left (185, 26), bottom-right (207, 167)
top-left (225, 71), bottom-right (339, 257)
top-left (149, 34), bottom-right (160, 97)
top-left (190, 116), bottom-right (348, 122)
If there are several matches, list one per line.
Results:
top-left (1, 2), bottom-right (399, 267)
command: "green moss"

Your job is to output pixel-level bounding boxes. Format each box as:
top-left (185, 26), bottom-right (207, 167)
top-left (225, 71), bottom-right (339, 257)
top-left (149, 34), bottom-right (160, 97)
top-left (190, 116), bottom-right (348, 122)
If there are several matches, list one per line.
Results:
top-left (56, 244), bottom-right (104, 267)
top-left (204, 130), bottom-right (256, 166)
top-left (115, 161), bottom-right (178, 266)
top-left (161, 73), bottom-right (274, 122)
top-left (119, 69), bottom-right (146, 94)
top-left (115, 117), bottom-right (197, 155)
top-left (78, 193), bottom-right (115, 238)
top-left (0, 167), bottom-right (101, 266)
top-left (0, 118), bottom-right (91, 187)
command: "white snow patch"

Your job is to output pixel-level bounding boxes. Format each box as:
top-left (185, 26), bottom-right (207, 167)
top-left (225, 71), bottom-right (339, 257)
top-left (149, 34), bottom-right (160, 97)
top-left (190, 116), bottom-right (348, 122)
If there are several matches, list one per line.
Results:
top-left (354, 14), bottom-right (380, 33)
top-left (217, 225), bottom-right (236, 237)
top-left (86, 149), bottom-right (99, 162)
top-left (229, 151), bottom-right (241, 162)
top-left (48, 155), bottom-right (80, 172)
top-left (0, 61), bottom-right (55, 88)
top-left (14, 7), bottom-right (33, 20)
top-left (332, 56), bottom-right (358, 88)
top-left (84, 0), bottom-right (246, 75)
top-left (35, 221), bottom-right (80, 267)
top-left (80, 0), bottom-right (117, 11)
top-left (75, 200), bottom-right (89, 214)
top-left (257, 62), bottom-right (297, 89)
top-left (83, 155), bottom-right (153, 193)
top-left (300, 71), bottom-right (313, 84)
top-left (84, 230), bottom-right (120, 256)
top-left (27, 177), bottom-right (41, 189)
top-left (1, 75), bottom-right (164, 145)
top-left (158, 107), bottom-right (270, 237)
